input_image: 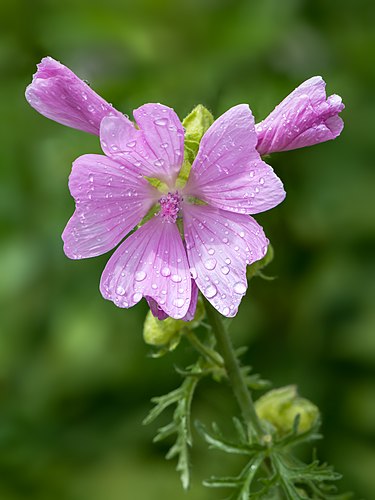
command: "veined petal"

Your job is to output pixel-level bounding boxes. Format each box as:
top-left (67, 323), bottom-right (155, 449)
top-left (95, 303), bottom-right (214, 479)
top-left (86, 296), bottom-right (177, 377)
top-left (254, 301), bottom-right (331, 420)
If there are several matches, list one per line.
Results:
top-left (146, 279), bottom-right (197, 322)
top-left (183, 104), bottom-right (285, 214)
top-left (183, 204), bottom-right (268, 317)
top-left (25, 57), bottom-right (124, 135)
top-left (255, 76), bottom-right (345, 155)
top-left (100, 217), bottom-right (192, 320)
top-left (62, 154), bottom-right (158, 259)
top-left (100, 103), bottom-right (184, 186)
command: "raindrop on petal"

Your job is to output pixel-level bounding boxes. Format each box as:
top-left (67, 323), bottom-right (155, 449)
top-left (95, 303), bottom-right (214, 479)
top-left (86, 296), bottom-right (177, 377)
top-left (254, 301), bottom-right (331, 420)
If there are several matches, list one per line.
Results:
top-left (135, 271), bottom-right (147, 282)
top-left (161, 267), bottom-right (171, 277)
top-left (204, 258), bottom-right (217, 270)
top-left (173, 298), bottom-right (185, 308)
top-left (154, 118), bottom-right (168, 126)
top-left (205, 284), bottom-right (217, 298)
top-left (133, 292), bottom-right (142, 303)
top-left (234, 282), bottom-right (246, 294)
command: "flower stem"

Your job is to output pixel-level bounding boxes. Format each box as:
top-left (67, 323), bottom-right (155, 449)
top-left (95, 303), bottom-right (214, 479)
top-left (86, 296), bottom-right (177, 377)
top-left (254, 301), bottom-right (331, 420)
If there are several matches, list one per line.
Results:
top-left (204, 300), bottom-right (265, 441)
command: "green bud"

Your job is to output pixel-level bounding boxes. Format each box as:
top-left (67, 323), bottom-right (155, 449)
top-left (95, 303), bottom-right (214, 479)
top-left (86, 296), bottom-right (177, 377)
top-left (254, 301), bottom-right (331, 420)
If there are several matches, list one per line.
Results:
top-left (143, 313), bottom-right (185, 349)
top-left (247, 243), bottom-right (274, 280)
top-left (182, 104), bottom-right (214, 164)
top-left (255, 385), bottom-right (319, 436)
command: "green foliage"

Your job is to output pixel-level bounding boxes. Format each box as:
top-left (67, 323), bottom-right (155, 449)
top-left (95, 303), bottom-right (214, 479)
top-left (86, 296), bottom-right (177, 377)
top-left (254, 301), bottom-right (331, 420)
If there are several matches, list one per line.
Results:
top-left (143, 361), bottom-right (204, 489)
top-left (198, 418), bottom-right (349, 499)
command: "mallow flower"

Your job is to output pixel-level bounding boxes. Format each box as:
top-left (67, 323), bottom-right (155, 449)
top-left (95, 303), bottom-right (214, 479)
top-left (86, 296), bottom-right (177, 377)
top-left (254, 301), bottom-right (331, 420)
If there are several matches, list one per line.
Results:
top-left (255, 76), bottom-right (344, 155)
top-left (26, 57), bottom-right (286, 320)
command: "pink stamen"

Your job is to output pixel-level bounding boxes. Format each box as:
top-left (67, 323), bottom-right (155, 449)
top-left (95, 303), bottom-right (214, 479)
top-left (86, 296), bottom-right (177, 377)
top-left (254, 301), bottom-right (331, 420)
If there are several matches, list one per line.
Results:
top-left (158, 191), bottom-right (182, 223)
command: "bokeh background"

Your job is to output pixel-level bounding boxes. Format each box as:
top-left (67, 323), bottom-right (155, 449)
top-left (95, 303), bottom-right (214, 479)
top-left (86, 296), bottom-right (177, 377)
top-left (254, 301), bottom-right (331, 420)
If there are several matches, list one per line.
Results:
top-left (1, 0), bottom-right (374, 498)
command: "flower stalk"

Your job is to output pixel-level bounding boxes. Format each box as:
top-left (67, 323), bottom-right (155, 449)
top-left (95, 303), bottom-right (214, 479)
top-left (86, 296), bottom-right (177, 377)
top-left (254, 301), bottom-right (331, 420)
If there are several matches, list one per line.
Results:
top-left (204, 299), bottom-right (265, 441)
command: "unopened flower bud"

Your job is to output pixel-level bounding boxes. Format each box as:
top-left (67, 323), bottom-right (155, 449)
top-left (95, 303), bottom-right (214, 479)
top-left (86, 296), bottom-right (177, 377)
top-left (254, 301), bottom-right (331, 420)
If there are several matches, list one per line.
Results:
top-left (255, 385), bottom-right (319, 435)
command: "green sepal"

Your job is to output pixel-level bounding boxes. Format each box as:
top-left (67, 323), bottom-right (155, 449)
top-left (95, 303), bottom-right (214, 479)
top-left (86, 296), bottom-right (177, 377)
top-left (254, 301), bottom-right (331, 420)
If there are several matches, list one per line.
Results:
top-left (182, 104), bottom-right (214, 164)
top-left (247, 243), bottom-right (274, 281)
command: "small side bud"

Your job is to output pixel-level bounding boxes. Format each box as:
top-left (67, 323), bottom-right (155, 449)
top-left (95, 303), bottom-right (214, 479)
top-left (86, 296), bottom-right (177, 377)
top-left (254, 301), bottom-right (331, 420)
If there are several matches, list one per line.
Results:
top-left (143, 313), bottom-right (184, 350)
top-left (255, 385), bottom-right (319, 436)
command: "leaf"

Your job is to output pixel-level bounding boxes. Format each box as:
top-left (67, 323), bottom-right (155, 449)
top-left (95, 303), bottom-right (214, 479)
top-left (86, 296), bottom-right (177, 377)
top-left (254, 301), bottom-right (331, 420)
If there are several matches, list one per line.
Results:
top-left (143, 363), bottom-right (203, 489)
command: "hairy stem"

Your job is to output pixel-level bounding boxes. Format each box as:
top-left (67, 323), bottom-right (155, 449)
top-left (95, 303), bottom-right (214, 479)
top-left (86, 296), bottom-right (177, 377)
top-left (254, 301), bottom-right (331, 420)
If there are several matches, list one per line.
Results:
top-left (204, 300), bottom-right (265, 441)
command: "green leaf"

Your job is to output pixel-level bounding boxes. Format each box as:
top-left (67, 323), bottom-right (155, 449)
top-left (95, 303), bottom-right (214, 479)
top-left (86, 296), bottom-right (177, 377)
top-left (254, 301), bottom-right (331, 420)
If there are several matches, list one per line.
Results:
top-left (143, 362), bottom-right (204, 489)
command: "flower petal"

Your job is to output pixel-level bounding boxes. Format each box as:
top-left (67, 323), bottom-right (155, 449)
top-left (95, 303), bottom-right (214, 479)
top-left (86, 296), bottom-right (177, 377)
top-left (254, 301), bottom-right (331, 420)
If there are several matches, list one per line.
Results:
top-left (146, 280), bottom-right (197, 322)
top-left (183, 204), bottom-right (268, 317)
top-left (183, 104), bottom-right (285, 214)
top-left (255, 76), bottom-right (345, 155)
top-left (100, 103), bottom-right (184, 186)
top-left (25, 57), bottom-right (124, 135)
top-left (62, 154), bottom-right (158, 259)
top-left (100, 217), bottom-right (192, 320)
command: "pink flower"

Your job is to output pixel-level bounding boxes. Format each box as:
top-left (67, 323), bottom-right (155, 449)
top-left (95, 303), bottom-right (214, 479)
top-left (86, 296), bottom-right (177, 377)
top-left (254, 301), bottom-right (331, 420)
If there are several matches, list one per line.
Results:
top-left (255, 76), bottom-right (344, 155)
top-left (26, 58), bottom-right (286, 320)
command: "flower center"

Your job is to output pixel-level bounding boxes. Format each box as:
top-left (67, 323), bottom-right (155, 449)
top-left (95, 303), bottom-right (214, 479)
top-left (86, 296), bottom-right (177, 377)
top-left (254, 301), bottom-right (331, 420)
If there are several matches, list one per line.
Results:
top-left (158, 191), bottom-right (182, 223)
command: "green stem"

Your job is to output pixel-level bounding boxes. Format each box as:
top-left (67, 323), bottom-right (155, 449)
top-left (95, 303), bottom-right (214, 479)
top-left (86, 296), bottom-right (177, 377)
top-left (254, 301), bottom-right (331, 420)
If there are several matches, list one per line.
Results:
top-left (204, 300), bottom-right (265, 440)
top-left (186, 331), bottom-right (224, 368)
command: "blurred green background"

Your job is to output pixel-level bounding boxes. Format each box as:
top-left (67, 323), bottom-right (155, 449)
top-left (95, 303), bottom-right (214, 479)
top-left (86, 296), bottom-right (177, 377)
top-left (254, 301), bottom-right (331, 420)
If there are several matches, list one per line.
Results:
top-left (1, 0), bottom-right (374, 498)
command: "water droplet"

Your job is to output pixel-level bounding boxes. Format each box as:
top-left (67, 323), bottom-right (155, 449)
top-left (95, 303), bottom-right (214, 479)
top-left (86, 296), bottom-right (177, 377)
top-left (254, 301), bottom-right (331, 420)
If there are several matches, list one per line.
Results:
top-left (221, 266), bottom-right (230, 275)
top-left (160, 142), bottom-right (169, 148)
top-left (208, 248), bottom-right (215, 255)
top-left (259, 177), bottom-right (265, 185)
top-left (225, 258), bottom-right (231, 265)
top-left (173, 298), bottom-right (185, 308)
top-left (239, 231), bottom-right (245, 238)
top-left (171, 274), bottom-right (182, 283)
top-left (204, 258), bottom-right (217, 270)
top-left (222, 237), bottom-right (229, 244)
top-left (250, 170), bottom-right (255, 178)
top-left (161, 267), bottom-right (171, 277)
top-left (154, 159), bottom-right (165, 167)
top-left (116, 285), bottom-right (125, 295)
top-left (190, 267), bottom-right (197, 279)
top-left (133, 292), bottom-right (142, 303)
top-left (151, 283), bottom-right (158, 290)
top-left (154, 118), bottom-right (168, 126)
top-left (205, 284), bottom-right (217, 298)
top-left (222, 306), bottom-right (230, 315)
top-left (127, 140), bottom-right (136, 148)
top-left (135, 270), bottom-right (146, 282)
top-left (234, 282), bottom-right (246, 294)
top-left (88, 173), bottom-right (94, 182)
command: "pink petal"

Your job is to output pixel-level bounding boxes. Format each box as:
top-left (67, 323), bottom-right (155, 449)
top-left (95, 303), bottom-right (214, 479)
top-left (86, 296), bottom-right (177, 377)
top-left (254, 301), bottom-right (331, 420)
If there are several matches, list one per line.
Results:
top-left (183, 104), bottom-right (285, 214)
top-left (183, 204), bottom-right (268, 317)
top-left (25, 57), bottom-right (124, 135)
top-left (147, 280), bottom-right (197, 322)
top-left (62, 154), bottom-right (158, 259)
top-left (100, 217), bottom-right (192, 320)
top-left (146, 297), bottom-right (169, 321)
top-left (100, 103), bottom-right (184, 187)
top-left (255, 76), bottom-right (345, 155)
